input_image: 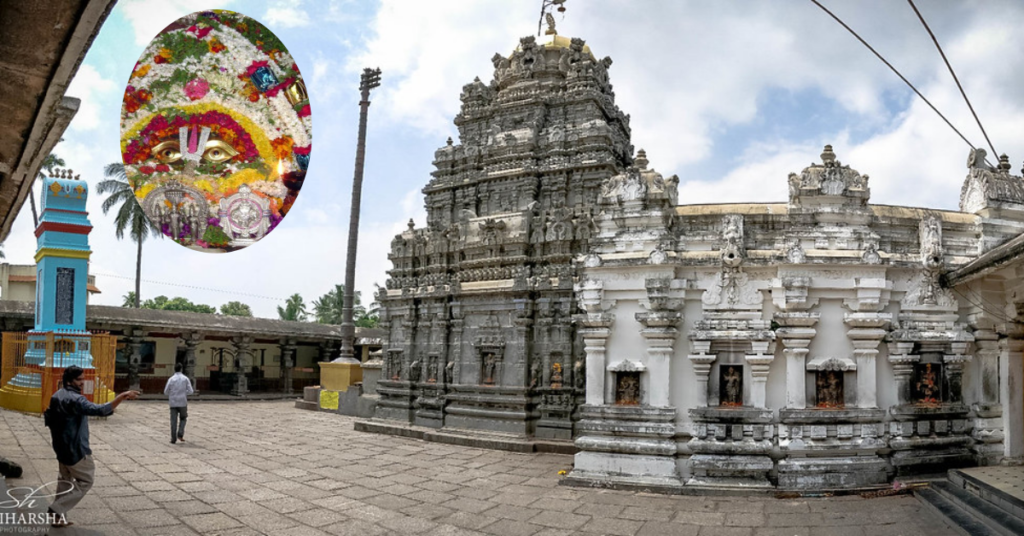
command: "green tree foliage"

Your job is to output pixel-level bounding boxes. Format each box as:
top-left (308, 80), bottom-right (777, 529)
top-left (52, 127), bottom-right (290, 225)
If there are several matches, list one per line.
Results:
top-left (99, 162), bottom-right (161, 308)
top-left (277, 293), bottom-right (308, 321)
top-left (122, 291), bottom-right (136, 307)
top-left (220, 301), bottom-right (253, 317)
top-left (312, 284), bottom-right (379, 327)
top-left (141, 295), bottom-right (216, 314)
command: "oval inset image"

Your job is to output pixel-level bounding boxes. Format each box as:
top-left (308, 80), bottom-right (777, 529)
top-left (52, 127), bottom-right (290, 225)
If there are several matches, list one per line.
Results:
top-left (120, 9), bottom-right (311, 252)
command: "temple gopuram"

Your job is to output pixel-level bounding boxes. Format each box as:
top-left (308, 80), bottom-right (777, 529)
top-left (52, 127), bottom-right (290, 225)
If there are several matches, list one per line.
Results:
top-left (364, 27), bottom-right (1024, 491)
top-left (373, 32), bottom-right (629, 439)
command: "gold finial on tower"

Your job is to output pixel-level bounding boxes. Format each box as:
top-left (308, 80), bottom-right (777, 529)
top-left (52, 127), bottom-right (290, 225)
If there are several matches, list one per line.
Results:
top-left (538, 0), bottom-right (567, 37)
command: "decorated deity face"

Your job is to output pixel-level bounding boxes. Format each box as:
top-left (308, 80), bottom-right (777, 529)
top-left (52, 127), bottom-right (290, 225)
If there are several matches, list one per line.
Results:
top-left (119, 10), bottom-right (312, 252)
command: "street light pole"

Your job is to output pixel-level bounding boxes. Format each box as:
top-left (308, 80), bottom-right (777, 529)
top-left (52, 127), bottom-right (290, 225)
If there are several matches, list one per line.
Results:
top-left (339, 67), bottom-right (381, 362)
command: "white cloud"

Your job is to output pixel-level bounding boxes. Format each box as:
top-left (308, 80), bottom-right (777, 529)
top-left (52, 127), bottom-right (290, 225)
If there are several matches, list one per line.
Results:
top-left (119, 0), bottom-right (225, 46)
top-left (14, 0), bottom-right (1024, 322)
top-left (347, 0), bottom-right (1024, 191)
top-left (264, 0), bottom-right (311, 29)
top-left (66, 65), bottom-right (116, 132)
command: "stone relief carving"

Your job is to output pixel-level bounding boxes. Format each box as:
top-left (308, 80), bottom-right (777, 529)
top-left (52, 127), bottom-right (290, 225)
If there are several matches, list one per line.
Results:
top-left (599, 149), bottom-right (678, 207)
top-left (785, 240), bottom-right (806, 264)
top-left (702, 214), bottom-right (762, 308)
top-left (902, 216), bottom-right (956, 309)
top-left (788, 145), bottom-right (869, 210)
top-left (862, 242), bottom-right (882, 264)
top-left (960, 148), bottom-right (1024, 213)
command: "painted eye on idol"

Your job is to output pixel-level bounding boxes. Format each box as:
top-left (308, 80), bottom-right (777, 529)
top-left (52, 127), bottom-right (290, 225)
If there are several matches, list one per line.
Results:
top-left (119, 9), bottom-right (312, 253)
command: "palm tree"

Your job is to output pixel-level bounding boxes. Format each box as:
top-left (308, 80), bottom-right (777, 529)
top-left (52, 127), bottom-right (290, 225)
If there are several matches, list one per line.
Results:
top-left (122, 291), bottom-right (136, 307)
top-left (313, 284), bottom-right (365, 325)
top-left (278, 293), bottom-right (308, 321)
top-left (98, 162), bottom-right (160, 308)
top-left (356, 288), bottom-right (380, 328)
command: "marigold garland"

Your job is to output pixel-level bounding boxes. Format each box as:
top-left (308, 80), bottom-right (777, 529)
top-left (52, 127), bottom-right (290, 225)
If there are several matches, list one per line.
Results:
top-left (120, 9), bottom-right (310, 252)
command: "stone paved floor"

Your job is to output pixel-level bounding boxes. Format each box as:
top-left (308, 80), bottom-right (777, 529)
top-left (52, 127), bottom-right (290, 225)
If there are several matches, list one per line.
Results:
top-left (0, 401), bottom-right (957, 536)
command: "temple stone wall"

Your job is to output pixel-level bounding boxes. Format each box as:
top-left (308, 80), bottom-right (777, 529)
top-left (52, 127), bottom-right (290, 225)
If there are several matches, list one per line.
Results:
top-left (366, 29), bottom-right (1024, 491)
top-left (569, 144), bottom-right (1024, 490)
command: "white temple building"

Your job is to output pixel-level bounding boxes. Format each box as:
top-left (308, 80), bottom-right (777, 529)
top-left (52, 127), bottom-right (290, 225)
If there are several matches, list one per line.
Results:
top-left (569, 144), bottom-right (1024, 490)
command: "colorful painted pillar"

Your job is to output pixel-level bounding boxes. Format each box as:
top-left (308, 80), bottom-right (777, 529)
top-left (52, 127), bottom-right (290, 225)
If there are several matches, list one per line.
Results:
top-left (0, 171), bottom-right (107, 413)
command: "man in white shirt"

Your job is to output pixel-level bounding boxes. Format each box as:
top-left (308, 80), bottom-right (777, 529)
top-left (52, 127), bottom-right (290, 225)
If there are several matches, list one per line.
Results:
top-left (163, 362), bottom-right (194, 444)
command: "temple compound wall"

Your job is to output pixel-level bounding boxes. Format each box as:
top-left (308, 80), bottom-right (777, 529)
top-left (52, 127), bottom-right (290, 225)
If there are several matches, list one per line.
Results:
top-left (371, 32), bottom-right (1024, 490)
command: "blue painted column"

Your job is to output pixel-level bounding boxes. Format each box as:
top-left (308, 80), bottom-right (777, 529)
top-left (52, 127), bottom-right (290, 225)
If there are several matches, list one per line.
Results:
top-left (0, 172), bottom-right (95, 412)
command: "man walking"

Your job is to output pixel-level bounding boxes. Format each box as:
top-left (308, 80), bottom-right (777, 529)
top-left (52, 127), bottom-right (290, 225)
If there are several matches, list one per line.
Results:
top-left (164, 362), bottom-right (194, 443)
top-left (44, 366), bottom-right (139, 527)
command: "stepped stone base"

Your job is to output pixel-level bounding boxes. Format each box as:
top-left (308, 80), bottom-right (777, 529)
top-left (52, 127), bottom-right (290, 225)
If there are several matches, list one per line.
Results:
top-left (354, 419), bottom-right (575, 454)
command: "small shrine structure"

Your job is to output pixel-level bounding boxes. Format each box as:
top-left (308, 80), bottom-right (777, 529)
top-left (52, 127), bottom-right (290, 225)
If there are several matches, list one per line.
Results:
top-left (0, 170), bottom-right (116, 413)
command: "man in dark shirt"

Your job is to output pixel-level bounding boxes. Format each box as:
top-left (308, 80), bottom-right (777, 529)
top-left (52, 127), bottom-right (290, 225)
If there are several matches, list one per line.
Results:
top-left (43, 366), bottom-right (138, 527)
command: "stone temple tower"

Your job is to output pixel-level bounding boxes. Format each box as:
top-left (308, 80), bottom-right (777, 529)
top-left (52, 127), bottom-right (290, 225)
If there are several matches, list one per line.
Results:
top-left (375, 32), bottom-right (633, 438)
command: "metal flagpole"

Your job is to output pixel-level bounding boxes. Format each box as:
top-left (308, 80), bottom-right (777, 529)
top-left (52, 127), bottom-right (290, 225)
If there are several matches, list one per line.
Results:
top-left (339, 67), bottom-right (381, 362)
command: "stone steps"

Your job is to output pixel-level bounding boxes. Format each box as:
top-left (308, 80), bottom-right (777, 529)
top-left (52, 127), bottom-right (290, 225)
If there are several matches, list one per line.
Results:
top-left (294, 399), bottom-right (318, 411)
top-left (916, 473), bottom-right (1024, 536)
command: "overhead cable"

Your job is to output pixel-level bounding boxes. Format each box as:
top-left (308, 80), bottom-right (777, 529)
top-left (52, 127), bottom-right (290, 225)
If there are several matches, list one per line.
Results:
top-left (906, 0), bottom-right (999, 160)
top-left (809, 0), bottom-right (988, 164)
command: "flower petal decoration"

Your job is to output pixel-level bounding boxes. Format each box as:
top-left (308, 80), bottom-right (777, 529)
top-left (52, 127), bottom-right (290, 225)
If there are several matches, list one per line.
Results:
top-left (119, 9), bottom-right (312, 253)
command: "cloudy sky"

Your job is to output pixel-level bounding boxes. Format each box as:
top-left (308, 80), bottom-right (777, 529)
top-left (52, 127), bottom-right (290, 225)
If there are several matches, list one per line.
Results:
top-left (5, 0), bottom-right (1024, 318)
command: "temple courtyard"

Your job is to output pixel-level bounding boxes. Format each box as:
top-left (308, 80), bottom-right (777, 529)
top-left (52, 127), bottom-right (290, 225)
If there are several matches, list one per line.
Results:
top-left (0, 401), bottom-right (956, 536)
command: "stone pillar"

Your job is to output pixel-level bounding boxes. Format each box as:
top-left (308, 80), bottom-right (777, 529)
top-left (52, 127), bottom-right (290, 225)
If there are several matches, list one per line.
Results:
top-left (944, 342), bottom-right (971, 405)
top-left (231, 335), bottom-right (253, 396)
top-left (746, 340), bottom-right (774, 409)
top-left (845, 313), bottom-right (890, 409)
top-left (775, 313), bottom-right (819, 410)
top-left (636, 311), bottom-right (681, 408)
top-left (975, 330), bottom-right (1001, 406)
top-left (580, 323), bottom-right (611, 406)
top-left (688, 340), bottom-right (714, 408)
top-left (181, 331), bottom-right (202, 391)
top-left (280, 338), bottom-right (297, 395)
top-left (971, 330), bottom-right (1003, 462)
top-left (512, 309), bottom-right (533, 388)
top-left (450, 317), bottom-right (464, 384)
top-left (887, 342), bottom-right (918, 406)
top-left (126, 329), bottom-right (146, 393)
top-left (402, 318), bottom-right (417, 380)
top-left (999, 337), bottom-right (1024, 460)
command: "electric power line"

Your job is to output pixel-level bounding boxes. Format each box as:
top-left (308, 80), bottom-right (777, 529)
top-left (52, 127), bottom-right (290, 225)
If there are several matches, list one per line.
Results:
top-left (92, 272), bottom-right (288, 302)
top-left (906, 0), bottom-right (999, 160)
top-left (809, 0), bottom-right (989, 165)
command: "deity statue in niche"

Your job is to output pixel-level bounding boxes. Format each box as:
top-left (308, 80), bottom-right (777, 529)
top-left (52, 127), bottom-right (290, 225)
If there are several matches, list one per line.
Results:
top-left (444, 361), bottom-right (454, 384)
top-left (387, 352), bottom-right (401, 381)
top-left (615, 372), bottom-right (640, 405)
top-left (427, 355), bottom-right (438, 383)
top-left (913, 362), bottom-right (941, 404)
top-left (816, 370), bottom-right (844, 408)
top-left (574, 358), bottom-right (585, 390)
top-left (721, 365), bottom-right (743, 407)
top-left (550, 362), bottom-right (563, 388)
top-left (529, 360), bottom-right (540, 388)
top-left (482, 352), bottom-right (498, 385)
